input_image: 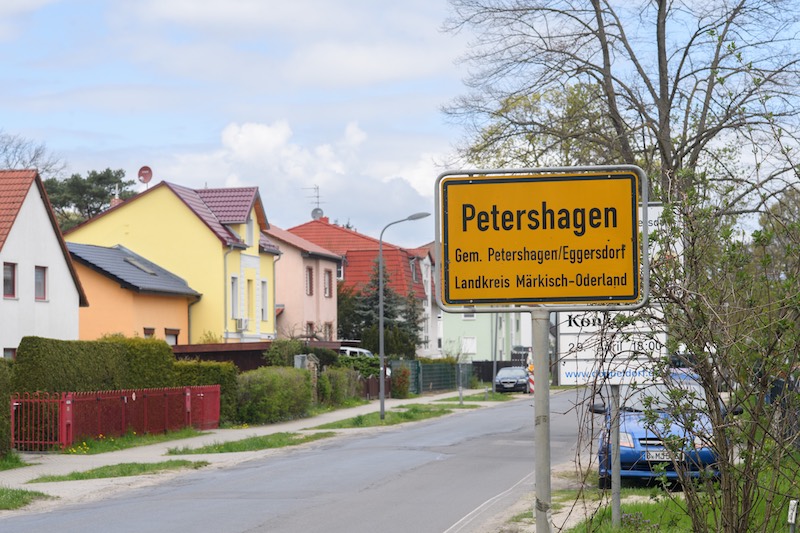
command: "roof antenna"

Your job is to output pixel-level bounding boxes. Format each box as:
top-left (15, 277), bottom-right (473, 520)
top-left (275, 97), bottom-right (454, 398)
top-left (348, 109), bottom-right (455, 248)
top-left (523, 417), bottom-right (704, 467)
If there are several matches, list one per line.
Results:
top-left (304, 184), bottom-right (325, 220)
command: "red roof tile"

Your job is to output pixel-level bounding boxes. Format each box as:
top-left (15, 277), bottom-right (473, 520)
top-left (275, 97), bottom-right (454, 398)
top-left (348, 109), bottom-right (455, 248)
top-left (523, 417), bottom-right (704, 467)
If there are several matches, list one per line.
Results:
top-left (0, 169), bottom-right (88, 306)
top-left (264, 224), bottom-right (341, 261)
top-left (0, 170), bottom-right (36, 253)
top-left (67, 181), bottom-right (279, 254)
top-left (289, 217), bottom-right (425, 299)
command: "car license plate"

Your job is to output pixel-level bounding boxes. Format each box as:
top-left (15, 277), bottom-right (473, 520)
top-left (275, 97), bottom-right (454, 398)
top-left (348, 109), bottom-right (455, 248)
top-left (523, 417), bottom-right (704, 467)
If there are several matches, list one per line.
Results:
top-left (503, 383), bottom-right (514, 388)
top-left (646, 450), bottom-right (682, 462)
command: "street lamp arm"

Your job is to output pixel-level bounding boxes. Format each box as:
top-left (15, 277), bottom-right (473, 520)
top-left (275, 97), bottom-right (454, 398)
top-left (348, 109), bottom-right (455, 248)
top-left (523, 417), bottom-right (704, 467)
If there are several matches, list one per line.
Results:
top-left (378, 211), bottom-right (430, 420)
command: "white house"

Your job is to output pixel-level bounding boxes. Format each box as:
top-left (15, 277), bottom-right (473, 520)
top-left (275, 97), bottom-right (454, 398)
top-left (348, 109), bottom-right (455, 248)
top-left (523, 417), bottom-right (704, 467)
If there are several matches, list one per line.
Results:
top-left (0, 170), bottom-right (87, 357)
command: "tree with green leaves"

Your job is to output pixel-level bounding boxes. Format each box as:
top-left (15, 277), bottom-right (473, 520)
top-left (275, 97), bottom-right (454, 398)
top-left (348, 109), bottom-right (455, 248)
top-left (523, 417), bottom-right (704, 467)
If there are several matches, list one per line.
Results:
top-left (336, 283), bottom-right (361, 341)
top-left (43, 168), bottom-right (136, 231)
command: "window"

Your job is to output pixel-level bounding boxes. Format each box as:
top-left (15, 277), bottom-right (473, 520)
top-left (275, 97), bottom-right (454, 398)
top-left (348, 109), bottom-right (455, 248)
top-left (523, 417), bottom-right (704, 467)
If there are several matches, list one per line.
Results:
top-left (305, 267), bottom-right (314, 296)
top-left (231, 276), bottom-right (240, 318)
top-left (3, 348), bottom-right (16, 360)
top-left (3, 263), bottom-right (16, 298)
top-left (245, 215), bottom-right (254, 246)
top-left (461, 336), bottom-right (477, 355)
top-left (165, 329), bottom-right (180, 346)
top-left (261, 280), bottom-right (268, 321)
top-left (410, 258), bottom-right (418, 282)
top-left (306, 322), bottom-right (315, 339)
top-left (247, 279), bottom-right (254, 320)
top-left (35, 266), bottom-right (47, 300)
top-left (323, 269), bottom-right (332, 298)
top-left (336, 261), bottom-right (344, 280)
top-left (143, 327), bottom-right (155, 339)
top-left (323, 322), bottom-right (333, 341)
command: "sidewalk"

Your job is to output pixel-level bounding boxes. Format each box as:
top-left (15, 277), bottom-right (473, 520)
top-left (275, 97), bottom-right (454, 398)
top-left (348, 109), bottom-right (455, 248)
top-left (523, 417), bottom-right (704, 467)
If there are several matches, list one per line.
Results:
top-left (0, 388), bottom-right (509, 514)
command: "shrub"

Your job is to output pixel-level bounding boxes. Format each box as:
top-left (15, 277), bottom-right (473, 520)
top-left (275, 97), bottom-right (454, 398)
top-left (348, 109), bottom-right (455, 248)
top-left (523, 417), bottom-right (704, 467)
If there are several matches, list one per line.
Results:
top-left (321, 367), bottom-right (361, 406)
top-left (173, 360), bottom-right (238, 424)
top-left (237, 367), bottom-right (312, 424)
top-left (307, 346), bottom-right (338, 367)
top-left (263, 339), bottom-right (305, 366)
top-left (392, 366), bottom-right (411, 399)
top-left (337, 355), bottom-right (380, 377)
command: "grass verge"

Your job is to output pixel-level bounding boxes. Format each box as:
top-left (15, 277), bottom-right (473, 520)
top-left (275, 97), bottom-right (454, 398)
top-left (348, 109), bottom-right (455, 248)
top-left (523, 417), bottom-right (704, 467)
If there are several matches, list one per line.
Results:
top-left (436, 391), bottom-right (517, 402)
top-left (311, 403), bottom-right (471, 429)
top-left (166, 431), bottom-right (336, 454)
top-left (0, 452), bottom-right (29, 471)
top-left (28, 460), bottom-right (210, 483)
top-left (0, 487), bottom-right (52, 510)
top-left (65, 427), bottom-right (205, 455)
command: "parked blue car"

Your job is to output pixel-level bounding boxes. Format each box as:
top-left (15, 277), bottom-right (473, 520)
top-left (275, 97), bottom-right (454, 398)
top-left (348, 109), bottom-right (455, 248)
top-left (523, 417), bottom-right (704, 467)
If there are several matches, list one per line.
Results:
top-left (590, 379), bottom-right (724, 489)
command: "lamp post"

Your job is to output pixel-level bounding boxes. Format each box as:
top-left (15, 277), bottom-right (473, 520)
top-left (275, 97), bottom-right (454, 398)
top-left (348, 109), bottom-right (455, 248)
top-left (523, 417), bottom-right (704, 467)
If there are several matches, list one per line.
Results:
top-left (379, 211), bottom-right (430, 420)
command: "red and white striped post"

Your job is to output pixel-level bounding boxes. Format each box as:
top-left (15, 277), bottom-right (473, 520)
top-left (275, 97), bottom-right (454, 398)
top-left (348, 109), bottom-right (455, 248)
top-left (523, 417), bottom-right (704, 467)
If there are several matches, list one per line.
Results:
top-left (528, 364), bottom-right (535, 394)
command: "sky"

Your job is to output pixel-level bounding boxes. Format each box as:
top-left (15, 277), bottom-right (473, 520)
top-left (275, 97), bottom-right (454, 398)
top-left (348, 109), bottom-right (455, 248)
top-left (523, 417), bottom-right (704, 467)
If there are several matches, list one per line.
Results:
top-left (0, 0), bottom-right (473, 248)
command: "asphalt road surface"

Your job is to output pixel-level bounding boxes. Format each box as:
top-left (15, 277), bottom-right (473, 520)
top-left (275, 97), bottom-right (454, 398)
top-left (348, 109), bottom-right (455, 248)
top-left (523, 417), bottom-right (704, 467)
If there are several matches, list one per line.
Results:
top-left (0, 392), bottom-right (582, 533)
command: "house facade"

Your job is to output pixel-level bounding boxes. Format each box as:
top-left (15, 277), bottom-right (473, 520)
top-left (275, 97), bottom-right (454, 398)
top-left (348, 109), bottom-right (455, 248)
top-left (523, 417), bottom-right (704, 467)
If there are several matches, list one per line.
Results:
top-left (0, 170), bottom-right (87, 357)
top-left (65, 181), bottom-right (279, 344)
top-left (263, 224), bottom-right (341, 341)
top-left (289, 215), bottom-right (428, 354)
top-left (67, 243), bottom-right (200, 344)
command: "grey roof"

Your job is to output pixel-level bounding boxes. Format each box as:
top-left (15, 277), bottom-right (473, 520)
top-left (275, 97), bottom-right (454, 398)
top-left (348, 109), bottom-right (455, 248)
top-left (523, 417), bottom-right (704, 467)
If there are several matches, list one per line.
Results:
top-left (67, 243), bottom-right (200, 298)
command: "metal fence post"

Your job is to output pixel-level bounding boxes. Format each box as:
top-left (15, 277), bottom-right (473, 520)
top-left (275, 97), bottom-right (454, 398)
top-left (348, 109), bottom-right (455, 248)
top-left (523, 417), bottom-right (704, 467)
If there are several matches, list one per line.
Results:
top-left (59, 393), bottom-right (74, 449)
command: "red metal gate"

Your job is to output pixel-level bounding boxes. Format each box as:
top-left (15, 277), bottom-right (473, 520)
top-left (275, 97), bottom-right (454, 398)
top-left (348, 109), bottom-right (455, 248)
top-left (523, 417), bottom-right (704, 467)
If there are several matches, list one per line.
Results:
top-left (10, 385), bottom-right (221, 451)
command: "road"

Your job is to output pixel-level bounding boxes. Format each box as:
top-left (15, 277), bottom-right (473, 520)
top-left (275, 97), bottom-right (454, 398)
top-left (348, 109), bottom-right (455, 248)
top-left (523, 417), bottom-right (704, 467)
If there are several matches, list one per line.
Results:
top-left (0, 392), bottom-right (584, 533)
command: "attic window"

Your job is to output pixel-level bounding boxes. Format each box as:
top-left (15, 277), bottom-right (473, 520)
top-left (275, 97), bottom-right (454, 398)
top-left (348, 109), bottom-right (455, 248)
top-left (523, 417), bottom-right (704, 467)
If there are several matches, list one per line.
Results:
top-left (125, 257), bottom-right (156, 275)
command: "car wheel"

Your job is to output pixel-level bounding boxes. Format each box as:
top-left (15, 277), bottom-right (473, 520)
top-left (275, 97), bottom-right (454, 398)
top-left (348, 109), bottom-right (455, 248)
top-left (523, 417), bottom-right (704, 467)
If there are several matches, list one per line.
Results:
top-left (598, 475), bottom-right (611, 490)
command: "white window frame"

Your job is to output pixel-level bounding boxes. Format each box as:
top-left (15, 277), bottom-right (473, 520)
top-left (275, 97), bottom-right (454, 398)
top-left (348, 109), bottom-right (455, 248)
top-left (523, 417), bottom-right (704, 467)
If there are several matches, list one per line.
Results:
top-left (261, 280), bottom-right (268, 321)
top-left (324, 269), bottom-right (332, 298)
top-left (231, 276), bottom-right (240, 318)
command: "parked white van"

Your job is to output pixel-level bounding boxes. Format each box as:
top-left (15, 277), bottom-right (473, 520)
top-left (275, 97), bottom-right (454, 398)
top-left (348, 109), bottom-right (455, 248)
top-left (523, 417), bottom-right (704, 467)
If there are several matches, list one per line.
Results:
top-left (338, 347), bottom-right (375, 358)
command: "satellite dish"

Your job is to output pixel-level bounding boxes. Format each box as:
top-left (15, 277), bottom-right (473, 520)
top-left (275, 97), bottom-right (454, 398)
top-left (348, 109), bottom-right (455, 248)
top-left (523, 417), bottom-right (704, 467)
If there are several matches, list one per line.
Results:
top-left (138, 166), bottom-right (153, 184)
top-left (311, 207), bottom-right (324, 220)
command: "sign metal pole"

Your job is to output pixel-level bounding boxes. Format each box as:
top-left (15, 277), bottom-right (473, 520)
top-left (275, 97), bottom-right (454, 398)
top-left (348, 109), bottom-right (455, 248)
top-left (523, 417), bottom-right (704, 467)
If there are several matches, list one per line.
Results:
top-left (532, 308), bottom-right (552, 532)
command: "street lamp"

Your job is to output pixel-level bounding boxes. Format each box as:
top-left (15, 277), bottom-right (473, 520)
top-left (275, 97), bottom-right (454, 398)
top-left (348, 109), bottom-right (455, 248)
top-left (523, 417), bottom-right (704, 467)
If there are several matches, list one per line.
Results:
top-left (379, 211), bottom-right (430, 420)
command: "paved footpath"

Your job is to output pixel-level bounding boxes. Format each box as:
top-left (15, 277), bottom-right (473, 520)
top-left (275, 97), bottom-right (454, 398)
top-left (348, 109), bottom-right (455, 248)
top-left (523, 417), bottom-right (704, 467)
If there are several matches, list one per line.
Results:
top-left (0, 388), bottom-right (513, 514)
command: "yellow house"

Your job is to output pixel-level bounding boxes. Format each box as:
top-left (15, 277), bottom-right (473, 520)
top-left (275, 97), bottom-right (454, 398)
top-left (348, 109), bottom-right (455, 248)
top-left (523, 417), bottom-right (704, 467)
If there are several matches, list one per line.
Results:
top-left (65, 182), bottom-right (280, 343)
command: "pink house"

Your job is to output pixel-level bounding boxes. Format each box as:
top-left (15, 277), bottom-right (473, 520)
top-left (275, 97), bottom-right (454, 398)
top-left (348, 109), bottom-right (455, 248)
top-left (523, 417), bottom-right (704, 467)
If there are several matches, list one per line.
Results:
top-left (263, 224), bottom-right (341, 341)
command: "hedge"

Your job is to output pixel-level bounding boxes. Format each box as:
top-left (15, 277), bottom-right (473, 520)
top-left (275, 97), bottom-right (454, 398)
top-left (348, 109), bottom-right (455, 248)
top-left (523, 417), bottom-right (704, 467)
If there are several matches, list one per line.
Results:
top-left (173, 360), bottom-right (238, 424)
top-left (11, 336), bottom-right (176, 393)
top-left (0, 360), bottom-right (11, 456)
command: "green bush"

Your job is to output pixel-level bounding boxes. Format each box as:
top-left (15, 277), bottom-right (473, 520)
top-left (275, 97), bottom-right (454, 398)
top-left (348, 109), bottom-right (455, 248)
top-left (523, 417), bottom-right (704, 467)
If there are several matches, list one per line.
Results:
top-left (392, 366), bottom-right (411, 399)
top-left (0, 359), bottom-right (12, 456)
top-left (336, 354), bottom-right (380, 377)
top-left (321, 367), bottom-right (361, 406)
top-left (237, 367), bottom-right (312, 424)
top-left (263, 339), bottom-right (305, 366)
top-left (307, 346), bottom-right (338, 367)
top-left (173, 360), bottom-right (238, 424)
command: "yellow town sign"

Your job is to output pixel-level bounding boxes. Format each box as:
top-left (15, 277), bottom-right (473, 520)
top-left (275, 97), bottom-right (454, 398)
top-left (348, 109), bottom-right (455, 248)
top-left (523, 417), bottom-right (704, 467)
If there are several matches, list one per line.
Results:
top-left (438, 170), bottom-right (641, 307)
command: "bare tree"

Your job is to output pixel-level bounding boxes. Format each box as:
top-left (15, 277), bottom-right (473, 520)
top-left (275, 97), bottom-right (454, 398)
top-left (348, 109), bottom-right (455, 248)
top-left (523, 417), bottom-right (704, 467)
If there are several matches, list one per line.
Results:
top-left (445, 2), bottom-right (800, 531)
top-left (445, 0), bottom-right (800, 209)
top-left (0, 130), bottom-right (64, 179)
